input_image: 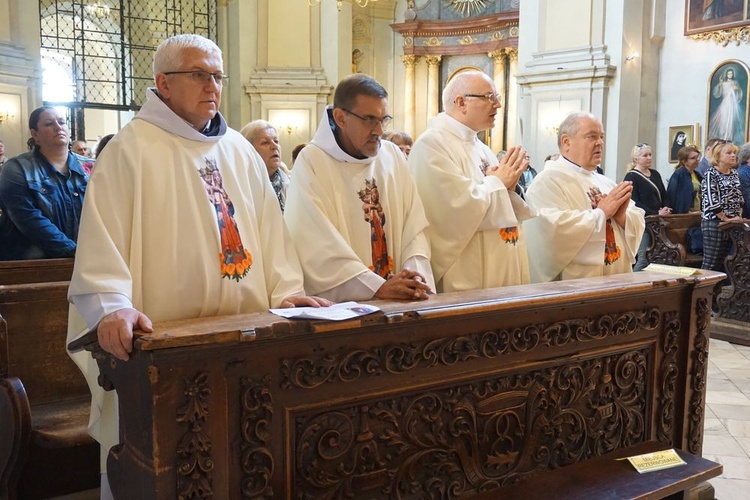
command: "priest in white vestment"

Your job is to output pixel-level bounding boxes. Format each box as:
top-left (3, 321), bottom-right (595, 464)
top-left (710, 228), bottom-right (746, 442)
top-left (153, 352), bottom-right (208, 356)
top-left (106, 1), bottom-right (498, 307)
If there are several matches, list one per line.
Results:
top-left (66, 34), bottom-right (330, 497)
top-left (285, 74), bottom-right (434, 302)
top-left (523, 112), bottom-right (645, 282)
top-left (408, 70), bottom-right (535, 292)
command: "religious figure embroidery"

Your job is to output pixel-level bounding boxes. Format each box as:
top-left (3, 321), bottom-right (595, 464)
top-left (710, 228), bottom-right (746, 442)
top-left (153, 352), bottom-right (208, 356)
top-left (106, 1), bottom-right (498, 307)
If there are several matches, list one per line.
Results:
top-left (587, 186), bottom-right (621, 265)
top-left (358, 178), bottom-right (393, 278)
top-left (199, 158), bottom-right (253, 281)
top-left (478, 157), bottom-right (490, 176)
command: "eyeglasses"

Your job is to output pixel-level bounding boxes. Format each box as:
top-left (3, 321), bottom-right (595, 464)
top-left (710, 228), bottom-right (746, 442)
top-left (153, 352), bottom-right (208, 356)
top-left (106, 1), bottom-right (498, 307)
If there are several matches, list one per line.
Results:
top-left (163, 70), bottom-right (228, 86)
top-left (463, 93), bottom-right (502, 104)
top-left (637, 143), bottom-right (650, 147)
top-left (342, 109), bottom-right (393, 129)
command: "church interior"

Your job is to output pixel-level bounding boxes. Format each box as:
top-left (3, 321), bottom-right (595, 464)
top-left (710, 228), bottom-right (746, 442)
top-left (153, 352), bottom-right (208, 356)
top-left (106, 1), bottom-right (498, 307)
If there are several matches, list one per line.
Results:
top-left (1, 0), bottom-right (750, 498)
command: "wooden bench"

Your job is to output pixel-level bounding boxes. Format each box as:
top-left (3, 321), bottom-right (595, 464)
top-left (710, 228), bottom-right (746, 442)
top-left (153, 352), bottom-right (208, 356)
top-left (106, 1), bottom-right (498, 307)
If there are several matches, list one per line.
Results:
top-left (470, 441), bottom-right (721, 500)
top-left (0, 281), bottom-right (99, 499)
top-left (645, 213), bottom-right (702, 268)
top-left (0, 258), bottom-right (74, 286)
top-left (711, 219), bottom-right (750, 346)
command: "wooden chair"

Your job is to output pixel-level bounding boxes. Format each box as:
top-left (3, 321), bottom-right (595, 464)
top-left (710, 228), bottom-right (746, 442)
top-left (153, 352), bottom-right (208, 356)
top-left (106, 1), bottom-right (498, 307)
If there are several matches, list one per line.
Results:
top-left (645, 212), bottom-right (703, 268)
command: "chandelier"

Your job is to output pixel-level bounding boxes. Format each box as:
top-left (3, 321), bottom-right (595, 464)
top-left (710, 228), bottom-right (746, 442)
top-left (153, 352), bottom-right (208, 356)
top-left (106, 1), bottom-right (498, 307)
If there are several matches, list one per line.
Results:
top-left (85, 0), bottom-right (111, 18)
top-left (308, 0), bottom-right (378, 10)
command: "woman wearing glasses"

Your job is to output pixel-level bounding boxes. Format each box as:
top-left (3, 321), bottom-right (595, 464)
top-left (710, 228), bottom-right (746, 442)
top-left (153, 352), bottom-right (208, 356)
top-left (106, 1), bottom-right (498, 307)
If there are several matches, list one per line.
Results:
top-left (623, 143), bottom-right (671, 271)
top-left (700, 142), bottom-right (743, 274)
top-left (666, 146), bottom-right (703, 214)
top-left (0, 106), bottom-right (92, 260)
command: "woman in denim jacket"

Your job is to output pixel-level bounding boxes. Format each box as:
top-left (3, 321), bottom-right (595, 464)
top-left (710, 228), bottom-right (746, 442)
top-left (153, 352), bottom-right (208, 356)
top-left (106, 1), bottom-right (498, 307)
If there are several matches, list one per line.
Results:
top-left (0, 107), bottom-right (93, 260)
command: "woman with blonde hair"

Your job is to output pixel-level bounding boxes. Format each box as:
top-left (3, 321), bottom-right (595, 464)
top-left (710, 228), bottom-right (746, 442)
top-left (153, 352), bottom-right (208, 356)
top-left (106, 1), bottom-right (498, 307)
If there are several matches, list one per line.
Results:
top-left (623, 143), bottom-right (671, 270)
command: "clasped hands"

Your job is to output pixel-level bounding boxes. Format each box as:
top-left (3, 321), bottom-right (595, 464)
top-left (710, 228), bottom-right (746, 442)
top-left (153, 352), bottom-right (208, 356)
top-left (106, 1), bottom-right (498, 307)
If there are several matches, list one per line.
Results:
top-left (596, 181), bottom-right (633, 228)
top-left (486, 145), bottom-right (529, 190)
top-left (375, 268), bottom-right (432, 301)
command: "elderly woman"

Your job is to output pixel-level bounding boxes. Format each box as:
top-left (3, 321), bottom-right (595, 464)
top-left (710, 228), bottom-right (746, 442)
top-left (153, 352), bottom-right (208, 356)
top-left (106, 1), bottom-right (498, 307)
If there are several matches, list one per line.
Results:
top-left (666, 146), bottom-right (703, 214)
top-left (240, 120), bottom-right (290, 212)
top-left (623, 143), bottom-right (671, 271)
top-left (700, 142), bottom-right (743, 273)
top-left (0, 107), bottom-right (92, 260)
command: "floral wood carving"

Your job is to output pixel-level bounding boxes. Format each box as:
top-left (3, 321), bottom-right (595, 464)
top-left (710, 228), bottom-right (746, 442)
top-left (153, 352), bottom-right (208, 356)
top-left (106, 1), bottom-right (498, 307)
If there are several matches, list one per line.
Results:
top-left (645, 217), bottom-right (685, 266)
top-left (716, 223), bottom-right (750, 321)
top-left (176, 372), bottom-right (214, 499)
top-left (239, 375), bottom-right (274, 499)
top-left (657, 312), bottom-right (680, 445)
top-left (689, 27), bottom-right (750, 46)
top-left (294, 350), bottom-right (649, 498)
top-left (281, 308), bottom-right (661, 389)
top-left (688, 298), bottom-right (710, 455)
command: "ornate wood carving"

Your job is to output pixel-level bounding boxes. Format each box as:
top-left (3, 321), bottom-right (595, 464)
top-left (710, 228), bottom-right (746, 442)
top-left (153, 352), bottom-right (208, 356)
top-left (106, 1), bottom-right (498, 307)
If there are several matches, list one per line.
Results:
top-left (281, 308), bottom-right (661, 389)
top-left (294, 350), bottom-right (649, 498)
top-left (716, 221), bottom-right (750, 321)
top-left (176, 372), bottom-right (214, 499)
top-left (688, 298), bottom-right (711, 455)
top-left (239, 375), bottom-right (274, 499)
top-left (645, 216), bottom-right (685, 266)
top-left (657, 312), bottom-right (680, 445)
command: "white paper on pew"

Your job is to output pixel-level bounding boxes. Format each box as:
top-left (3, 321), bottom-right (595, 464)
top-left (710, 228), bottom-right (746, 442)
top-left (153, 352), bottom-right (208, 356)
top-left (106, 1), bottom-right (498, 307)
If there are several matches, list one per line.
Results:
top-left (270, 301), bottom-right (381, 321)
top-left (644, 263), bottom-right (700, 277)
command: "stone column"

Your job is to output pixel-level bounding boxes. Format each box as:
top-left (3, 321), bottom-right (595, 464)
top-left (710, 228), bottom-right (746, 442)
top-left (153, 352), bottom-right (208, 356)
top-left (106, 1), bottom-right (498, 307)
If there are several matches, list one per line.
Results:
top-left (401, 54), bottom-right (419, 137)
top-left (505, 47), bottom-right (519, 146)
top-left (488, 50), bottom-right (506, 153)
top-left (425, 55), bottom-right (442, 121)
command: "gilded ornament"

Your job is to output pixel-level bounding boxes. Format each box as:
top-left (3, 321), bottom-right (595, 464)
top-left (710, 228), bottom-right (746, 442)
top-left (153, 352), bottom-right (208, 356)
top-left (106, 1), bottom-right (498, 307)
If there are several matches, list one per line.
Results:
top-left (458, 35), bottom-right (475, 45)
top-left (689, 27), bottom-right (750, 46)
top-left (447, 0), bottom-right (490, 17)
top-left (423, 37), bottom-right (444, 47)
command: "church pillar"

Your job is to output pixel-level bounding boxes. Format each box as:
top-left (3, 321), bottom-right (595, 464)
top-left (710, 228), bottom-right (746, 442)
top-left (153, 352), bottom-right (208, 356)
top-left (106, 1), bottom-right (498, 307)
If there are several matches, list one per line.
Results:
top-left (425, 55), bottom-right (441, 122)
top-left (402, 54), bottom-right (419, 137)
top-left (488, 50), bottom-right (506, 153)
top-left (505, 47), bottom-right (519, 147)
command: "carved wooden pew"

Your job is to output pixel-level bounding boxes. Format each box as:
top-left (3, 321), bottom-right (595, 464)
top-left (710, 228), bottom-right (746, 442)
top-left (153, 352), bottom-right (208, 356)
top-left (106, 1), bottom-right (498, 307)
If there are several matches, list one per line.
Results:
top-left (711, 219), bottom-right (750, 346)
top-left (69, 270), bottom-right (723, 499)
top-left (0, 281), bottom-right (99, 499)
top-left (0, 258), bottom-right (74, 286)
top-left (645, 212), bottom-right (703, 267)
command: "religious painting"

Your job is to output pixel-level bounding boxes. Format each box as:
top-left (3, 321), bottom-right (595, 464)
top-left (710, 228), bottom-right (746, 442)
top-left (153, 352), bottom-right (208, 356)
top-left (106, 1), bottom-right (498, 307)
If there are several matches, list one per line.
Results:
top-left (668, 125), bottom-right (695, 163)
top-left (705, 60), bottom-right (749, 146)
top-left (685, 0), bottom-right (749, 35)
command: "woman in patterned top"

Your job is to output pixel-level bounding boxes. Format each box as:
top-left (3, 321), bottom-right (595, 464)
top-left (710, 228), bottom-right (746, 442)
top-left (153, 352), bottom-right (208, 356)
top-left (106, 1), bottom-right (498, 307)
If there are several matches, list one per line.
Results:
top-left (700, 142), bottom-right (742, 273)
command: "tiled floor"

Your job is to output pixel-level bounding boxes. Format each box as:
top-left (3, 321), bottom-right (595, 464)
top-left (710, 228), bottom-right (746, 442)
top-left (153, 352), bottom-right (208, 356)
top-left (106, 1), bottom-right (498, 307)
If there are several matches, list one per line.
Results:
top-left (53, 338), bottom-right (750, 500)
top-left (703, 338), bottom-right (750, 500)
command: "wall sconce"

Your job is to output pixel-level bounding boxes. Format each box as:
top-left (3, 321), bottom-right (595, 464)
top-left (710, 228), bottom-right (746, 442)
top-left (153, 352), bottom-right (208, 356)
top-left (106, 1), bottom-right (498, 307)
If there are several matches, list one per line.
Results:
top-left (272, 110), bottom-right (307, 139)
top-left (0, 110), bottom-right (15, 124)
top-left (85, 0), bottom-right (111, 19)
top-left (625, 51), bottom-right (640, 62)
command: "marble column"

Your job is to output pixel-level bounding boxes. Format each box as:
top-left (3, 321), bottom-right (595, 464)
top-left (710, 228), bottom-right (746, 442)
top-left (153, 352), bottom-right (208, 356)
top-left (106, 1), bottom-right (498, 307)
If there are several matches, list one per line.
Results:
top-left (505, 47), bottom-right (519, 146)
top-left (401, 54), bottom-right (419, 137)
top-left (425, 55), bottom-right (442, 122)
top-left (488, 50), bottom-right (506, 153)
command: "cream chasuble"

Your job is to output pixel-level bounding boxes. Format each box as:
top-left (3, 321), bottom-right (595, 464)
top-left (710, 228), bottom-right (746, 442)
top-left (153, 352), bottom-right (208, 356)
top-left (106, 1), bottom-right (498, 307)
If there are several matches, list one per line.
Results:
top-left (67, 89), bottom-right (305, 460)
top-left (523, 157), bottom-right (645, 283)
top-left (285, 108), bottom-right (431, 296)
top-left (408, 113), bottom-right (533, 292)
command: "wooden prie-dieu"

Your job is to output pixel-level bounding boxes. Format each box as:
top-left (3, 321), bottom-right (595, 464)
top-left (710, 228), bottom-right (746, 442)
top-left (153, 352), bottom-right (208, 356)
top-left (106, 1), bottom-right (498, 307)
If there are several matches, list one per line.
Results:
top-left (69, 270), bottom-right (723, 498)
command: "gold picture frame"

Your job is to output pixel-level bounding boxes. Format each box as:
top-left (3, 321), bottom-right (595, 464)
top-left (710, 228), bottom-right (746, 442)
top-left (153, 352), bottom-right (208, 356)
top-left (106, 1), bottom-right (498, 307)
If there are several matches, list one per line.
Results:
top-left (668, 125), bottom-right (695, 163)
top-left (685, 0), bottom-right (749, 36)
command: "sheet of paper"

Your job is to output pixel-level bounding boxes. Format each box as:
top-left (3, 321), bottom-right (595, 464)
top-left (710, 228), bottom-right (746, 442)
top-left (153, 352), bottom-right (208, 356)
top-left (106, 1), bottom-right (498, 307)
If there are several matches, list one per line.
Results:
top-left (270, 301), bottom-right (381, 321)
top-left (626, 449), bottom-right (686, 474)
top-left (644, 263), bottom-right (700, 277)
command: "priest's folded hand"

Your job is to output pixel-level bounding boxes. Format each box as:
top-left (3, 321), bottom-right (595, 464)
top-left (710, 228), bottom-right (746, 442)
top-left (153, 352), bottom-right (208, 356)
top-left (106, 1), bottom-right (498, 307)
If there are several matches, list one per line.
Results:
top-left (374, 269), bottom-right (431, 301)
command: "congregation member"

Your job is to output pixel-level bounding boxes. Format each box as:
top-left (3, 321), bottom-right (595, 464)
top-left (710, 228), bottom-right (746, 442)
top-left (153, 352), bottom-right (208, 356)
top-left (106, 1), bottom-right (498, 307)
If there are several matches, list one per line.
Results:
top-left (623, 143), bottom-right (671, 271)
top-left (66, 34), bottom-right (330, 498)
top-left (240, 119), bottom-right (290, 212)
top-left (71, 139), bottom-right (90, 157)
top-left (0, 106), bottom-right (92, 260)
top-left (383, 130), bottom-right (413, 158)
top-left (736, 142), bottom-right (750, 218)
top-left (285, 74), bottom-right (434, 302)
top-left (291, 142), bottom-right (307, 164)
top-left (94, 133), bottom-right (115, 158)
top-left (523, 112), bottom-right (645, 282)
top-left (700, 142), bottom-right (743, 274)
top-left (0, 139), bottom-right (7, 170)
top-left (697, 137), bottom-right (726, 176)
top-left (666, 146), bottom-right (703, 214)
top-left (408, 70), bottom-right (534, 292)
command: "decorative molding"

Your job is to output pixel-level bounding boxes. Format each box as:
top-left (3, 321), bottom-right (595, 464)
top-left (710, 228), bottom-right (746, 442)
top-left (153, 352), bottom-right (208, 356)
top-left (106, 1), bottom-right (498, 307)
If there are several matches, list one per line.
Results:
top-left (281, 308), bottom-right (662, 389)
top-left (401, 54), bottom-right (419, 68)
top-left (689, 27), bottom-right (750, 46)
top-left (458, 35), bottom-right (477, 45)
top-left (447, 0), bottom-right (491, 18)
top-left (657, 312), bottom-right (680, 445)
top-left (503, 47), bottom-right (518, 61)
top-left (487, 50), bottom-right (504, 63)
top-left (423, 37), bottom-right (444, 47)
top-left (716, 223), bottom-right (750, 321)
top-left (688, 298), bottom-right (711, 454)
top-left (239, 375), bottom-right (274, 499)
top-left (424, 55), bottom-right (442, 67)
top-left (176, 372), bottom-right (214, 498)
top-left (294, 350), bottom-right (649, 497)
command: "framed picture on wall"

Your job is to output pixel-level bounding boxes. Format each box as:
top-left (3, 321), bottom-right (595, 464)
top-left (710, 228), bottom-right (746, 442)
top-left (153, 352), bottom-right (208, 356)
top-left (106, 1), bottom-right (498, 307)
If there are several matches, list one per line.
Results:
top-left (685, 1), bottom-right (749, 35)
top-left (706, 60), bottom-right (749, 146)
top-left (668, 126), bottom-right (694, 163)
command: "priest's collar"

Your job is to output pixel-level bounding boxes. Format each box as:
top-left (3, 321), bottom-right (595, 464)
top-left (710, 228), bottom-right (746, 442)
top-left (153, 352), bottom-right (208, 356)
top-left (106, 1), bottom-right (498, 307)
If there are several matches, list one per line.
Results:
top-left (560, 155), bottom-right (597, 175)
top-left (136, 88), bottom-right (227, 142)
top-left (433, 112), bottom-right (479, 142)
